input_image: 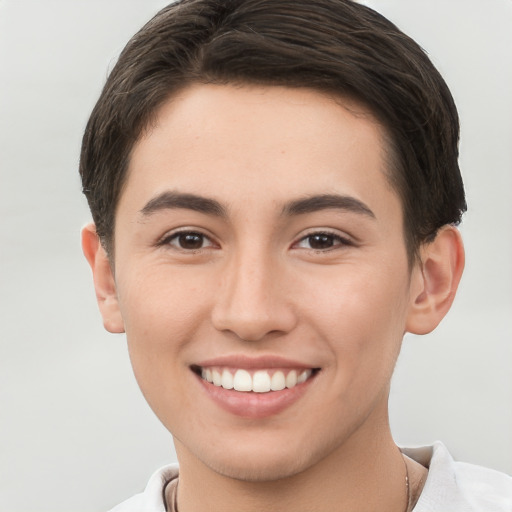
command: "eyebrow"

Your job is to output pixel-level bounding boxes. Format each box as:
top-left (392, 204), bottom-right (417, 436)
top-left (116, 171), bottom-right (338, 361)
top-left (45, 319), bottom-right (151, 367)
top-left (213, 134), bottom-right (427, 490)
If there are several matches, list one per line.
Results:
top-left (140, 191), bottom-right (227, 217)
top-left (139, 191), bottom-right (375, 220)
top-left (281, 194), bottom-right (375, 218)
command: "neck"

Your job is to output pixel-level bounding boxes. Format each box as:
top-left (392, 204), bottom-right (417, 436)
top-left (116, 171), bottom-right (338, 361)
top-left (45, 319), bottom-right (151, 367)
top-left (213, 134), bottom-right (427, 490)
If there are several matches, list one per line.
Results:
top-left (173, 416), bottom-right (407, 512)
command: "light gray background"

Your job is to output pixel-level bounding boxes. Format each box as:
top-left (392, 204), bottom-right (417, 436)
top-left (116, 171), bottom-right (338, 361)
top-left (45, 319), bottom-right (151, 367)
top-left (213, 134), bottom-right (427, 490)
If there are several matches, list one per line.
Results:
top-left (1, 1), bottom-right (511, 511)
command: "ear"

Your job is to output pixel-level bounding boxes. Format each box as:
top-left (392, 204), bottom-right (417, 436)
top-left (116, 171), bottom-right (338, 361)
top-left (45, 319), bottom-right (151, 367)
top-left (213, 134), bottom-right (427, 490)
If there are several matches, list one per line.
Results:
top-left (81, 223), bottom-right (125, 333)
top-left (406, 225), bottom-right (465, 335)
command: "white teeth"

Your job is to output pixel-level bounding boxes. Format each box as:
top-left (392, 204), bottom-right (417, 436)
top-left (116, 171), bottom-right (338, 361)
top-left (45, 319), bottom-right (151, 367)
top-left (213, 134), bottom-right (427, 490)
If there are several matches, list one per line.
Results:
top-left (270, 371), bottom-right (286, 391)
top-left (233, 369), bottom-right (252, 392)
top-left (285, 370), bottom-right (297, 388)
top-left (212, 369), bottom-right (222, 386)
top-left (252, 370), bottom-right (271, 393)
top-left (297, 369), bottom-right (311, 383)
top-left (221, 369), bottom-right (234, 389)
top-left (200, 367), bottom-right (314, 393)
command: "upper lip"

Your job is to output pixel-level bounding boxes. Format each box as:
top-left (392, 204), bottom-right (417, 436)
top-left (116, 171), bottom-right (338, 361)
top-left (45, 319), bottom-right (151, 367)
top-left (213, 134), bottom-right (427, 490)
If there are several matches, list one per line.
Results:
top-left (193, 354), bottom-right (319, 370)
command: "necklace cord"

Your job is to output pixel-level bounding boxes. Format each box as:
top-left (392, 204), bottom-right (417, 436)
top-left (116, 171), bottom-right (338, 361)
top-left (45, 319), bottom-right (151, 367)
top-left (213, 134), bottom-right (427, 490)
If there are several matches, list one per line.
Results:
top-left (168, 456), bottom-right (413, 512)
top-left (402, 453), bottom-right (412, 512)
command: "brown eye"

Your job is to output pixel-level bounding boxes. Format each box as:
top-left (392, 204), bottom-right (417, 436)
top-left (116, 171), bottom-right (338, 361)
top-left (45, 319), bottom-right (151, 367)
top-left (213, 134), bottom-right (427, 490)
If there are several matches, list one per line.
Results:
top-left (167, 231), bottom-right (213, 250)
top-left (295, 231), bottom-right (352, 251)
top-left (307, 234), bottom-right (335, 249)
top-left (178, 233), bottom-right (204, 249)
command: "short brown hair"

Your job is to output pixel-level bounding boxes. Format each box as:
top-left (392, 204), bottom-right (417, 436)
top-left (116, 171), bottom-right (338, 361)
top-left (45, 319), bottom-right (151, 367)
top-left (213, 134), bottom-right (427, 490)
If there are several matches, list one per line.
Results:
top-left (80, 0), bottom-right (466, 259)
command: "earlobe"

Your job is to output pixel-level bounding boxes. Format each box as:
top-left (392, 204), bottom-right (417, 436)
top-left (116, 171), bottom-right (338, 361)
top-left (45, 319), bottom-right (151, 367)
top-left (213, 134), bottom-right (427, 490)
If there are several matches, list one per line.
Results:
top-left (81, 223), bottom-right (125, 334)
top-left (406, 225), bottom-right (465, 335)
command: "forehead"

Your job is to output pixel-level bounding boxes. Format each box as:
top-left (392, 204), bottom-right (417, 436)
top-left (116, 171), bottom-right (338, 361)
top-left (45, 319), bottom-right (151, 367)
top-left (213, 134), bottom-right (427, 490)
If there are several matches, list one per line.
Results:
top-left (121, 84), bottom-right (400, 226)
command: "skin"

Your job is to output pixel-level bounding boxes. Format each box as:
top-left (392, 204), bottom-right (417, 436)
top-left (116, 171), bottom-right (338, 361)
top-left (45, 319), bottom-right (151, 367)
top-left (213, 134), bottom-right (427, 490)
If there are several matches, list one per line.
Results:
top-left (82, 84), bottom-right (464, 512)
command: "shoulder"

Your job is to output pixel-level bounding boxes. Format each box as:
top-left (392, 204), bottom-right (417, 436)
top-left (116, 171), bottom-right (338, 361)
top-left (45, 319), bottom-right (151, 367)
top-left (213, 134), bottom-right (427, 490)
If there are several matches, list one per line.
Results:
top-left (403, 442), bottom-right (512, 512)
top-left (452, 460), bottom-right (512, 511)
top-left (107, 464), bottom-right (179, 512)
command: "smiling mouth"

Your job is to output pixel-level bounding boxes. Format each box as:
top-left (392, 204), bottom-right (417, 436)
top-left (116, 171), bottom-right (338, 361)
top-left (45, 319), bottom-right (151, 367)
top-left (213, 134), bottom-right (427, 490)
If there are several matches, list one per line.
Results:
top-left (191, 366), bottom-right (319, 393)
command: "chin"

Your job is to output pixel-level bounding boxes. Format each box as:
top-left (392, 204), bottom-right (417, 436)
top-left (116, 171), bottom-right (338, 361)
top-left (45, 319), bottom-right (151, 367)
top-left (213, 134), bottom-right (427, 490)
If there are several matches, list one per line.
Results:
top-left (210, 456), bottom-right (306, 482)
top-left (194, 438), bottom-right (326, 483)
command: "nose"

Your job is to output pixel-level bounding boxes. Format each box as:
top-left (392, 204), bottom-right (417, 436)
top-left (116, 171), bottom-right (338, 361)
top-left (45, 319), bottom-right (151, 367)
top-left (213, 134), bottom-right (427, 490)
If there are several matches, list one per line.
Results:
top-left (211, 250), bottom-right (297, 342)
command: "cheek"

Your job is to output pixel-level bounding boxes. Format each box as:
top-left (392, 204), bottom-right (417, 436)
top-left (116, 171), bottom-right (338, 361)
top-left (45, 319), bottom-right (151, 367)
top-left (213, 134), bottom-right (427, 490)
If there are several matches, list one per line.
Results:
top-left (114, 266), bottom-right (214, 426)
top-left (297, 262), bottom-right (410, 376)
top-left (119, 264), bottom-right (208, 334)
top-left (115, 265), bottom-right (213, 382)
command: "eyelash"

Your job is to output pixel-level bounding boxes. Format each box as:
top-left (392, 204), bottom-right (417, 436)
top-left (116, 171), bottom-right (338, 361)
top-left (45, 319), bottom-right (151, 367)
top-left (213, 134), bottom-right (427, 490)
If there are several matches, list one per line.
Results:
top-left (158, 230), bottom-right (215, 252)
top-left (294, 230), bottom-right (353, 251)
top-left (158, 229), bottom-right (353, 253)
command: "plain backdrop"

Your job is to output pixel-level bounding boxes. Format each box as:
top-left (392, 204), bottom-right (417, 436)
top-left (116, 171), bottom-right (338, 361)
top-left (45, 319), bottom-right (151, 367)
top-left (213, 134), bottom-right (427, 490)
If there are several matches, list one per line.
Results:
top-left (1, 1), bottom-right (511, 511)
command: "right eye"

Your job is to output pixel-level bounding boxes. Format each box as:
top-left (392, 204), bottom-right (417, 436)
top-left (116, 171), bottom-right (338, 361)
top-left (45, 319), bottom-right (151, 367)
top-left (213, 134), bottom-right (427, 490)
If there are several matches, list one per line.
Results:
top-left (164, 231), bottom-right (214, 251)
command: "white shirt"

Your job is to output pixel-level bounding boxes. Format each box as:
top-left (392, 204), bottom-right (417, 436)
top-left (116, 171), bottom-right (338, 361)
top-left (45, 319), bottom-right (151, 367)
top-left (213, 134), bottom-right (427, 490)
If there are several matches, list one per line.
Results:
top-left (109, 442), bottom-right (512, 511)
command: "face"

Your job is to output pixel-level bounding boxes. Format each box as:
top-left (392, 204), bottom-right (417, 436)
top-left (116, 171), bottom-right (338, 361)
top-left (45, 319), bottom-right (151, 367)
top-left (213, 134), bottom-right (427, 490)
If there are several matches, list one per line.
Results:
top-left (111, 84), bottom-right (418, 480)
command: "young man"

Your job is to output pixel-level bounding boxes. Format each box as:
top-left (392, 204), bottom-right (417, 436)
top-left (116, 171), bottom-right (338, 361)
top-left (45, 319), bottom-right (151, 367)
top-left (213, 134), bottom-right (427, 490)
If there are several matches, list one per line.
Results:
top-left (80, 1), bottom-right (511, 510)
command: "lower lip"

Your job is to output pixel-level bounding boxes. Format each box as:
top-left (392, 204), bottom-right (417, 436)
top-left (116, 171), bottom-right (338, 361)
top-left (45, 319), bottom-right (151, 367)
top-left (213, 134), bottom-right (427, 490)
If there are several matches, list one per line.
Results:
top-left (194, 371), bottom-right (317, 419)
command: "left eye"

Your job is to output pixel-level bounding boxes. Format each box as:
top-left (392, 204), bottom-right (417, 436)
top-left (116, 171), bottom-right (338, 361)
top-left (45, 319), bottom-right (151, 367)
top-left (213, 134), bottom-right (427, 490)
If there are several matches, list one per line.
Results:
top-left (166, 231), bottom-right (213, 250)
top-left (296, 232), bottom-right (349, 250)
